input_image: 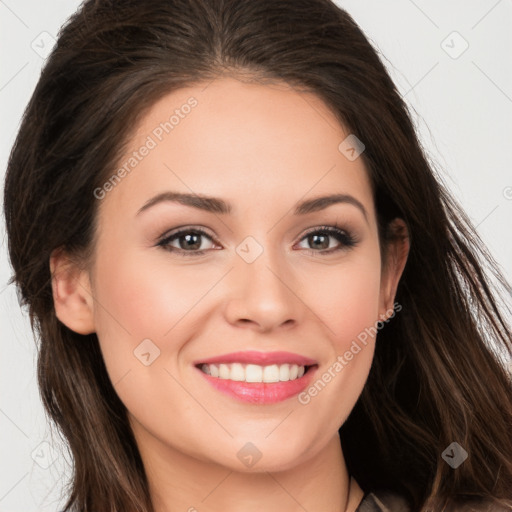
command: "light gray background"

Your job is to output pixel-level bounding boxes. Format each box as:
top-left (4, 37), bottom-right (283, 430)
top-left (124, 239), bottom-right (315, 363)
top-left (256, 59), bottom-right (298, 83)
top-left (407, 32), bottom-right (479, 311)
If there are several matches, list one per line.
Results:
top-left (1, 1), bottom-right (511, 510)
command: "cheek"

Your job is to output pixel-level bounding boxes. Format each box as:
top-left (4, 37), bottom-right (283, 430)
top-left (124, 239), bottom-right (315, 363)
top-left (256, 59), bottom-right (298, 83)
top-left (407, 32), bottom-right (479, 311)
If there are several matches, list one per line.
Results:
top-left (294, 258), bottom-right (381, 430)
top-left (304, 251), bottom-right (382, 348)
top-left (298, 250), bottom-right (381, 400)
top-left (89, 248), bottom-right (210, 385)
top-left (92, 249), bottom-right (215, 339)
top-left (89, 242), bottom-right (240, 395)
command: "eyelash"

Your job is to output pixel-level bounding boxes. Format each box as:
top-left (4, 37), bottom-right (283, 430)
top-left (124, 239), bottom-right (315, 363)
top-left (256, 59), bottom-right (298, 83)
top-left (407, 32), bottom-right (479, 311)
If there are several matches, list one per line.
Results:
top-left (156, 224), bottom-right (358, 257)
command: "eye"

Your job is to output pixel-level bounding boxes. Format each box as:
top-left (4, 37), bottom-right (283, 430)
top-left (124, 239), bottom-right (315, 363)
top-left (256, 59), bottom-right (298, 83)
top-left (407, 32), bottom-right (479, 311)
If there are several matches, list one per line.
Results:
top-left (295, 225), bottom-right (357, 255)
top-left (156, 224), bottom-right (357, 257)
top-left (157, 227), bottom-right (219, 256)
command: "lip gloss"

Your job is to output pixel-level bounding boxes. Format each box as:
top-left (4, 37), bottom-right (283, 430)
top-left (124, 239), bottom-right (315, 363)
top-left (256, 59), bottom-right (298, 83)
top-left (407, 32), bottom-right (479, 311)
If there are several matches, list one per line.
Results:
top-left (195, 365), bottom-right (317, 404)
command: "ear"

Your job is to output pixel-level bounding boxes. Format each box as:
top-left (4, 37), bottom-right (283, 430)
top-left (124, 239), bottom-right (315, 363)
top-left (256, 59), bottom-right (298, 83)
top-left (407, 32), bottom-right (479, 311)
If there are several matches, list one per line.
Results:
top-left (378, 218), bottom-right (409, 320)
top-left (50, 248), bottom-right (95, 335)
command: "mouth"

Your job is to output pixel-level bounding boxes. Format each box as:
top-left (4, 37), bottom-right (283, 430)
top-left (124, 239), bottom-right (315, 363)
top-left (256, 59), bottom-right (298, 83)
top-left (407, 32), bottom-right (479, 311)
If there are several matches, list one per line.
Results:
top-left (193, 351), bottom-right (319, 404)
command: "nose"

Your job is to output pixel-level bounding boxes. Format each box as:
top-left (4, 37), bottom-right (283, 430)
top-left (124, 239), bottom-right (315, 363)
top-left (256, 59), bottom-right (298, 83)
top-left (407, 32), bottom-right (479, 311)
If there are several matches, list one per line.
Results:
top-left (223, 248), bottom-right (304, 333)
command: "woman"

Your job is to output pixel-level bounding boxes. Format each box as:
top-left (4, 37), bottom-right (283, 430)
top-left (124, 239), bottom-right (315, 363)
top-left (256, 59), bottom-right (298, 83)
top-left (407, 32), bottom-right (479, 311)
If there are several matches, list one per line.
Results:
top-left (3, 0), bottom-right (512, 510)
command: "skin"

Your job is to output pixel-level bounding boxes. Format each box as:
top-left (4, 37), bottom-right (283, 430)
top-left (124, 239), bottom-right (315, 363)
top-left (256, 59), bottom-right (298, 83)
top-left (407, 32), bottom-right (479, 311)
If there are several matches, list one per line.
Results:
top-left (51, 76), bottom-right (409, 512)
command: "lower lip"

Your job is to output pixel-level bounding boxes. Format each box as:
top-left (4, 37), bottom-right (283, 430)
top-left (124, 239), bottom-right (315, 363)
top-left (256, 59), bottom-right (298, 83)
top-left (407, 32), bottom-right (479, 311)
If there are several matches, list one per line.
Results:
top-left (195, 365), bottom-right (318, 404)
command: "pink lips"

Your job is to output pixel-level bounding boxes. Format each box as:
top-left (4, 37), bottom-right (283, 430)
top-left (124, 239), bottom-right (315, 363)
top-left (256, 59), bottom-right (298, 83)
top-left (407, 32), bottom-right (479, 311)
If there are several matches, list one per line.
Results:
top-left (193, 350), bottom-right (318, 367)
top-left (194, 350), bottom-right (318, 404)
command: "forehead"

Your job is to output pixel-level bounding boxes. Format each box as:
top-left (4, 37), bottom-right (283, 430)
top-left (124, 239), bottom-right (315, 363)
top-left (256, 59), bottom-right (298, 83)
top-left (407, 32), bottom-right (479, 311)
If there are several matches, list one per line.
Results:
top-left (100, 77), bottom-right (374, 220)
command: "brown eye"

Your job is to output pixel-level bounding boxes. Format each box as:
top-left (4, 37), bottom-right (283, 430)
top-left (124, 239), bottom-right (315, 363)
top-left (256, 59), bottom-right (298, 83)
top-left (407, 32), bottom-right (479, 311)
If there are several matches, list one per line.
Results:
top-left (157, 228), bottom-right (218, 255)
top-left (296, 226), bottom-right (357, 254)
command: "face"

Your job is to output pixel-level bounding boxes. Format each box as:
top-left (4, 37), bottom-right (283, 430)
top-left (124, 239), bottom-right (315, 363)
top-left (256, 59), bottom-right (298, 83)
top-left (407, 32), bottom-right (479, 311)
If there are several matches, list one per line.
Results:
top-left (63, 77), bottom-right (406, 473)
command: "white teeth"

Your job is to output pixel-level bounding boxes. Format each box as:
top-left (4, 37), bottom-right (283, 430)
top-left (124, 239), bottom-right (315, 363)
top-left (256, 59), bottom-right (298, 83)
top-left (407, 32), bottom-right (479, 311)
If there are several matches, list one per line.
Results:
top-left (263, 364), bottom-right (280, 383)
top-left (199, 363), bottom-right (308, 383)
top-left (230, 363), bottom-right (245, 381)
top-left (245, 364), bottom-right (263, 382)
top-left (219, 363), bottom-right (230, 379)
top-left (279, 364), bottom-right (290, 382)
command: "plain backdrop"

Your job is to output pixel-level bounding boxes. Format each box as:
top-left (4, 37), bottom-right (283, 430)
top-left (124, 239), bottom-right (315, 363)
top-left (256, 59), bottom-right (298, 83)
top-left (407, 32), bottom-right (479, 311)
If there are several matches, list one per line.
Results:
top-left (1, 1), bottom-right (511, 510)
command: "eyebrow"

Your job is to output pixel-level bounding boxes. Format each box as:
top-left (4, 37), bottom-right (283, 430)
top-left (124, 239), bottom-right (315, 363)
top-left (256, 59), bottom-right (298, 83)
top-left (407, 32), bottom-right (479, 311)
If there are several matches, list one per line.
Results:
top-left (136, 191), bottom-right (368, 221)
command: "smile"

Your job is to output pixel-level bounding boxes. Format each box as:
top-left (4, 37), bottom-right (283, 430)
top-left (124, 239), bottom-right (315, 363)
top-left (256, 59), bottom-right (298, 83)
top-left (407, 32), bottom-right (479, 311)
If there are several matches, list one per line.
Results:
top-left (198, 362), bottom-right (310, 383)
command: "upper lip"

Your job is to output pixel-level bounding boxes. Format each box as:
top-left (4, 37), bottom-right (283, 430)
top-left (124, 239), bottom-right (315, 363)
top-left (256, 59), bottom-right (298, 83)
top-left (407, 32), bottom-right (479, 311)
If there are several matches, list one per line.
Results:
top-left (194, 350), bottom-right (318, 367)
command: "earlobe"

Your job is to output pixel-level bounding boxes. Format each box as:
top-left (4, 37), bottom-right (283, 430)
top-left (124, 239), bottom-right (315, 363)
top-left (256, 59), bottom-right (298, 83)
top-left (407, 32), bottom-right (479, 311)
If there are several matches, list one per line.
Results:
top-left (379, 219), bottom-right (410, 318)
top-left (50, 248), bottom-right (96, 335)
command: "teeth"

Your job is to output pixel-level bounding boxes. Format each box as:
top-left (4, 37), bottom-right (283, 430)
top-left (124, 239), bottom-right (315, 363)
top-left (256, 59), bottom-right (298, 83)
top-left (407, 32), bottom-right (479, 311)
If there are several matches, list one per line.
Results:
top-left (246, 364), bottom-right (263, 382)
top-left (200, 363), bottom-right (308, 383)
top-left (279, 364), bottom-right (290, 382)
top-left (230, 363), bottom-right (245, 381)
top-left (219, 363), bottom-right (230, 379)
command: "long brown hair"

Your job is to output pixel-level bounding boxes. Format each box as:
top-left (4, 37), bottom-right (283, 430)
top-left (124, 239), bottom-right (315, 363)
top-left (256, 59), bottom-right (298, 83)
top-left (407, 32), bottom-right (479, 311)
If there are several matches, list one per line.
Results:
top-left (4, 0), bottom-right (512, 510)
